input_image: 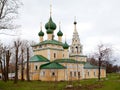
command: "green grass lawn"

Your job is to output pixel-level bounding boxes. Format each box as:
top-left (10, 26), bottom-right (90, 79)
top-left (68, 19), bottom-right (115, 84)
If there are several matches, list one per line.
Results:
top-left (0, 73), bottom-right (120, 90)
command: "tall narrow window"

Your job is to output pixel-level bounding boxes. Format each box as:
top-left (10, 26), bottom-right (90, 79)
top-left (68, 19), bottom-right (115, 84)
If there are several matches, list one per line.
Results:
top-left (70, 72), bottom-right (72, 77)
top-left (76, 46), bottom-right (78, 53)
top-left (43, 71), bottom-right (45, 76)
top-left (78, 72), bottom-right (80, 78)
top-left (74, 72), bottom-right (76, 77)
top-left (94, 72), bottom-right (96, 76)
top-left (54, 53), bottom-right (56, 58)
top-left (88, 72), bottom-right (89, 76)
top-left (35, 65), bottom-right (38, 70)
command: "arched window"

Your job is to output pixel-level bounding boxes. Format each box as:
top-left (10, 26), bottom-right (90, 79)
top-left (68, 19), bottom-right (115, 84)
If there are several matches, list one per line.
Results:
top-left (51, 72), bottom-right (55, 76)
top-left (76, 46), bottom-right (78, 53)
top-left (35, 65), bottom-right (38, 70)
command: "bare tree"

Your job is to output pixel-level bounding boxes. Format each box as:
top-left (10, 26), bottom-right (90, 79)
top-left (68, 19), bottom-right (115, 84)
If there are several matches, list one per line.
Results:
top-left (0, 44), bottom-right (11, 82)
top-left (5, 49), bottom-right (11, 81)
top-left (0, 0), bottom-right (21, 31)
top-left (95, 44), bottom-right (113, 80)
top-left (19, 40), bottom-right (33, 81)
top-left (13, 39), bottom-right (22, 83)
top-left (20, 40), bottom-right (30, 81)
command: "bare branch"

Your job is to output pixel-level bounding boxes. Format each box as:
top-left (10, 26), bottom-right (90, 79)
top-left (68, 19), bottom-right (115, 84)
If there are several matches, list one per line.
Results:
top-left (0, 0), bottom-right (22, 31)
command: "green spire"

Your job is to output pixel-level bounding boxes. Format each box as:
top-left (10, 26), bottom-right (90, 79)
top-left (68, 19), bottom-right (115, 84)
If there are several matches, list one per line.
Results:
top-left (57, 22), bottom-right (63, 36)
top-left (45, 1), bottom-right (56, 31)
top-left (57, 30), bottom-right (63, 36)
top-left (38, 23), bottom-right (44, 36)
top-left (63, 41), bottom-right (69, 49)
top-left (45, 17), bottom-right (57, 30)
top-left (38, 30), bottom-right (44, 36)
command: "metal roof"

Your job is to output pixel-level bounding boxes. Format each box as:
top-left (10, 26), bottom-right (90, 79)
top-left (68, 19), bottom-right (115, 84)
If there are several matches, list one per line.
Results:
top-left (29, 55), bottom-right (49, 62)
top-left (53, 58), bottom-right (85, 64)
top-left (84, 62), bottom-right (105, 69)
top-left (32, 40), bottom-right (64, 47)
top-left (40, 62), bottom-right (66, 69)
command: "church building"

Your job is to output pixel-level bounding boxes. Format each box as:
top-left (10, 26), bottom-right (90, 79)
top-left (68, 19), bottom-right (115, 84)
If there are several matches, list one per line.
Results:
top-left (18, 4), bottom-right (106, 81)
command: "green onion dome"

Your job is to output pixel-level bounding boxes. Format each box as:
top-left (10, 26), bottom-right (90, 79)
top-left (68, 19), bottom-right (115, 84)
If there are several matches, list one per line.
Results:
top-left (63, 41), bottom-right (69, 49)
top-left (46, 28), bottom-right (53, 34)
top-left (45, 17), bottom-right (57, 30)
top-left (57, 30), bottom-right (63, 36)
top-left (38, 30), bottom-right (44, 36)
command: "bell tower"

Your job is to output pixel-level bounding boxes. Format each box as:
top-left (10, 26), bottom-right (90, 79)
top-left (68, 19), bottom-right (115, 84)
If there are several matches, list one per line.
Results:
top-left (70, 18), bottom-right (83, 55)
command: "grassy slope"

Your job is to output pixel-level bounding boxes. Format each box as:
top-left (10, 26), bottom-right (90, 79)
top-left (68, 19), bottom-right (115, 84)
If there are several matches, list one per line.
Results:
top-left (0, 73), bottom-right (120, 90)
top-left (96, 73), bottom-right (120, 90)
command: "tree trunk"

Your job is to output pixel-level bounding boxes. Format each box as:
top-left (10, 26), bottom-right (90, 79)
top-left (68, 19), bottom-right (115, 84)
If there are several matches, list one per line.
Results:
top-left (14, 48), bottom-right (18, 84)
top-left (21, 49), bottom-right (24, 81)
top-left (6, 50), bottom-right (10, 81)
top-left (98, 56), bottom-right (101, 81)
top-left (26, 48), bottom-right (30, 81)
top-left (0, 60), bottom-right (4, 80)
top-left (3, 53), bottom-right (7, 82)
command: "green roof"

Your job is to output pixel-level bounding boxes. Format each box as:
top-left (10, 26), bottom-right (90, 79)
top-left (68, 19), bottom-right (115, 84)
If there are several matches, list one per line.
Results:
top-left (53, 59), bottom-right (85, 64)
top-left (32, 40), bottom-right (64, 47)
top-left (70, 55), bottom-right (87, 57)
top-left (40, 62), bottom-right (66, 69)
top-left (84, 62), bottom-right (105, 69)
top-left (29, 55), bottom-right (49, 62)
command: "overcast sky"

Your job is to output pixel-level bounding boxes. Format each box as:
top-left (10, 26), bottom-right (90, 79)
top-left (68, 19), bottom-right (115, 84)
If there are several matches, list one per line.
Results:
top-left (0, 0), bottom-right (120, 64)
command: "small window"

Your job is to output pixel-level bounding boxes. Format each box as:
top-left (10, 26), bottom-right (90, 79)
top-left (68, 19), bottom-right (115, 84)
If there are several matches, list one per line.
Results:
top-left (63, 54), bottom-right (64, 57)
top-left (39, 45), bottom-right (42, 48)
top-left (51, 72), bottom-right (55, 76)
